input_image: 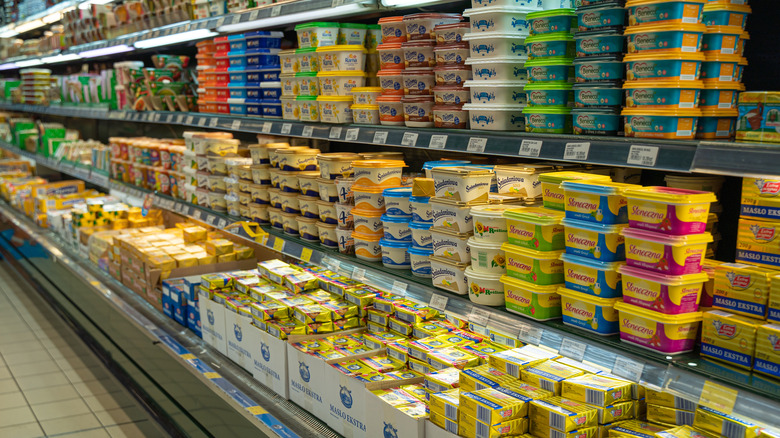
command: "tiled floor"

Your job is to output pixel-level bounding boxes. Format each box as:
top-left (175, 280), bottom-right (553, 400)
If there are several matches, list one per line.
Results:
top-left (0, 262), bottom-right (170, 438)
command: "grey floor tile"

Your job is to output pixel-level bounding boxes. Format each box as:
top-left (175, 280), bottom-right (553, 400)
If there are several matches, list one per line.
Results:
top-left (40, 412), bottom-right (102, 436)
top-left (15, 372), bottom-right (69, 391)
top-left (23, 384), bottom-right (80, 405)
top-left (55, 355), bottom-right (102, 371)
top-left (83, 392), bottom-right (136, 412)
top-left (0, 421), bottom-right (44, 438)
top-left (105, 421), bottom-right (161, 438)
top-left (0, 405), bottom-right (36, 427)
top-left (0, 331), bottom-right (38, 345)
top-left (0, 377), bottom-right (18, 394)
top-left (95, 406), bottom-right (149, 427)
top-left (9, 360), bottom-right (60, 378)
top-left (55, 427), bottom-right (112, 438)
top-left (0, 340), bottom-right (45, 355)
top-left (0, 390), bottom-right (27, 410)
top-left (63, 366), bottom-right (111, 384)
top-left (3, 349), bottom-right (52, 366)
top-left (32, 397), bottom-right (91, 421)
top-left (0, 366), bottom-right (11, 380)
top-left (72, 379), bottom-right (122, 398)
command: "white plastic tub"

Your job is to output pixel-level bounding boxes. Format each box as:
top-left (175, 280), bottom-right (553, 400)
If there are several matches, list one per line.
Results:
top-left (410, 196), bottom-right (433, 223)
top-left (382, 214), bottom-right (412, 241)
top-left (297, 216), bottom-right (319, 241)
top-left (353, 185), bottom-right (386, 212)
top-left (353, 208), bottom-right (384, 236)
top-left (468, 237), bottom-right (506, 274)
top-left (353, 232), bottom-right (382, 261)
top-left (335, 202), bottom-right (354, 228)
top-left (430, 197), bottom-right (479, 233)
top-left (409, 246), bottom-right (433, 277)
top-left (470, 204), bottom-right (514, 241)
top-left (431, 227), bottom-right (472, 263)
top-left (316, 200), bottom-right (338, 224)
top-left (466, 58), bottom-right (528, 81)
top-left (317, 221), bottom-right (338, 247)
top-left (380, 239), bottom-right (412, 269)
top-left (317, 178), bottom-right (339, 202)
top-left (463, 6), bottom-right (534, 35)
top-left (279, 191), bottom-right (301, 214)
top-left (351, 104), bottom-right (380, 124)
top-left (465, 266), bottom-right (506, 305)
top-left (410, 221), bottom-right (433, 248)
top-left (464, 32), bottom-right (529, 59)
top-left (430, 256), bottom-right (470, 295)
top-left (464, 103), bottom-right (526, 130)
top-left (317, 96), bottom-right (354, 123)
top-left (465, 80), bottom-right (528, 104)
top-left (470, 0), bottom-right (541, 10)
top-left (298, 195), bottom-right (320, 219)
top-left (335, 177), bottom-right (354, 204)
top-left (317, 153), bottom-right (359, 180)
top-left (383, 187), bottom-right (413, 217)
top-left (316, 45), bottom-right (367, 71)
top-left (335, 226), bottom-right (354, 254)
top-left (430, 166), bottom-right (494, 202)
top-left (317, 71), bottom-right (366, 96)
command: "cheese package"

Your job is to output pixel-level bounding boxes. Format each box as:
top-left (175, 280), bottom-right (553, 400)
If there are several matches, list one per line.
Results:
top-left (428, 347), bottom-right (480, 371)
top-left (429, 410), bottom-right (459, 435)
top-left (532, 423), bottom-right (597, 438)
top-left (367, 309), bottom-right (391, 326)
top-left (769, 274), bottom-right (780, 322)
top-left (646, 404), bottom-right (694, 427)
top-left (608, 420), bottom-right (667, 438)
top-left (754, 323), bottom-right (780, 379)
top-left (530, 397), bottom-right (599, 432)
top-left (488, 347), bottom-right (551, 378)
top-left (713, 263), bottom-right (774, 319)
top-left (656, 425), bottom-right (719, 438)
top-left (387, 315), bottom-right (414, 336)
top-left (521, 360), bottom-right (585, 395)
top-left (460, 414), bottom-right (528, 438)
top-left (459, 343), bottom-right (508, 364)
top-left (459, 364), bottom-right (518, 392)
top-left (459, 387), bottom-right (532, 424)
top-left (361, 355), bottom-right (405, 373)
top-left (589, 400), bottom-right (635, 425)
top-left (700, 310), bottom-right (759, 370)
top-left (371, 388), bottom-right (420, 407)
top-left (425, 367), bottom-right (461, 393)
top-left (644, 388), bottom-right (696, 412)
top-left (429, 388), bottom-right (459, 423)
top-left (562, 374), bottom-right (633, 407)
top-left (401, 384), bottom-right (428, 402)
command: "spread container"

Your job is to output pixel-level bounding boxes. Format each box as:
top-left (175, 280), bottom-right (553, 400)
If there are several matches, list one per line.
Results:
top-left (466, 267), bottom-right (506, 306)
top-left (383, 187), bottom-right (413, 218)
top-left (464, 6), bottom-right (536, 35)
top-left (317, 221), bottom-right (338, 247)
top-left (463, 104), bottom-right (527, 131)
top-left (380, 239), bottom-right (412, 269)
top-left (557, 287), bottom-right (620, 335)
top-left (624, 23), bottom-right (706, 54)
top-left (622, 108), bottom-right (701, 139)
top-left (624, 52), bottom-right (704, 81)
top-left (562, 218), bottom-right (627, 262)
top-left (526, 33), bottom-right (576, 58)
top-left (528, 9), bottom-right (577, 35)
top-left (622, 227), bottom-right (712, 275)
top-left (463, 32), bottom-right (529, 59)
top-left (316, 200), bottom-right (338, 224)
top-left (614, 302), bottom-right (702, 354)
top-left (353, 231), bottom-right (382, 261)
top-left (430, 166), bottom-right (494, 202)
top-left (430, 256), bottom-right (470, 295)
top-left (466, 58), bottom-right (529, 81)
top-left (353, 185), bottom-right (387, 212)
top-left (431, 227), bottom-right (472, 262)
top-left (624, 186), bottom-right (716, 234)
top-left (561, 253), bottom-right (623, 298)
top-left (381, 214), bottom-right (412, 241)
top-left (619, 264), bottom-right (708, 314)
top-left (502, 243), bottom-right (564, 285)
top-left (410, 221), bottom-right (433, 248)
top-left (471, 205), bottom-right (515, 242)
top-left (626, 0), bottom-right (706, 26)
top-left (468, 237), bottom-right (506, 274)
top-left (624, 80), bottom-right (704, 109)
top-left (352, 160), bottom-right (406, 187)
top-left (465, 81), bottom-right (527, 105)
top-left (352, 208), bottom-right (384, 236)
top-left (561, 180), bottom-right (637, 224)
top-left (503, 207), bottom-right (565, 251)
top-left (538, 171), bottom-right (612, 211)
top-left (574, 30), bottom-right (625, 58)
top-left (501, 275), bottom-right (562, 320)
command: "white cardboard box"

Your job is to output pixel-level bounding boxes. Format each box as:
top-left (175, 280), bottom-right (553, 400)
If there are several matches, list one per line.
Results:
top-left (245, 320), bottom-right (289, 399)
top-left (198, 290), bottom-right (227, 355)
top-left (225, 310), bottom-right (254, 373)
top-left (425, 419), bottom-right (460, 438)
top-left (366, 388), bottom-right (427, 438)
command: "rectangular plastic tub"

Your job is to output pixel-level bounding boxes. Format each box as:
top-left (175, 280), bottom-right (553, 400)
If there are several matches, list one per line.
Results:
top-left (557, 287), bottom-right (620, 335)
top-left (614, 302), bottom-right (702, 355)
top-left (562, 218), bottom-right (627, 262)
top-left (622, 227), bottom-right (712, 275)
top-left (538, 171), bottom-right (612, 211)
top-left (618, 265), bottom-right (708, 314)
top-left (501, 275), bottom-right (561, 321)
top-left (503, 207), bottom-right (565, 251)
top-left (624, 186), bottom-right (716, 235)
top-left (501, 243), bottom-right (564, 285)
top-left (561, 253), bottom-right (623, 298)
top-left (561, 181), bottom-right (640, 224)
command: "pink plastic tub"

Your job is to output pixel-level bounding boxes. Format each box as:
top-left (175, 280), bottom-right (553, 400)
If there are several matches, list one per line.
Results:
top-left (618, 265), bottom-right (709, 314)
top-left (624, 186), bottom-right (717, 235)
top-left (622, 228), bottom-right (712, 275)
top-left (614, 302), bottom-right (702, 355)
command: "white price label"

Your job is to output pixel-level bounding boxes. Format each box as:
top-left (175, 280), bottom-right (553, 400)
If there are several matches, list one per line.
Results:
top-left (559, 338), bottom-right (587, 361)
top-left (215, 17), bottom-right (226, 28)
top-left (227, 120), bottom-right (239, 130)
top-left (564, 142), bottom-right (590, 161)
top-left (271, 5), bottom-right (281, 16)
top-left (249, 9), bottom-right (259, 20)
top-left (373, 131), bottom-right (388, 144)
top-left (262, 121), bottom-right (273, 133)
top-left (627, 145), bottom-right (659, 167)
top-left (345, 128), bottom-right (360, 141)
top-left (467, 137), bottom-right (487, 153)
top-left (326, 259), bottom-right (341, 272)
top-left (352, 267), bottom-right (366, 282)
top-left (332, 0), bottom-right (345, 6)
top-left (517, 323), bottom-right (543, 345)
top-left (429, 135), bottom-right (448, 149)
top-left (281, 123), bottom-right (292, 134)
top-left (429, 294), bottom-right (449, 311)
top-left (329, 127), bottom-right (343, 139)
top-left (186, 116), bottom-right (194, 125)
top-left (153, 113), bottom-right (161, 122)
top-left (519, 139), bottom-right (543, 157)
top-left (109, 112), bottom-right (123, 120)
top-left (176, 115), bottom-right (184, 124)
top-left (218, 219), bottom-right (228, 228)
top-left (401, 132), bottom-right (418, 147)
top-left (209, 118), bottom-right (219, 128)
top-left (391, 280), bottom-right (407, 296)
top-left (198, 118), bottom-right (207, 127)
top-left (302, 126), bottom-right (314, 137)
top-left (468, 307), bottom-right (491, 327)
top-left (612, 356), bottom-right (645, 382)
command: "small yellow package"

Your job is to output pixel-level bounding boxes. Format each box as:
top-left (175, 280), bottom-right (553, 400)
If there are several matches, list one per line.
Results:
top-left (754, 323), bottom-right (780, 379)
top-left (386, 341), bottom-right (409, 363)
top-left (266, 320), bottom-right (305, 339)
top-left (488, 348), bottom-right (549, 379)
top-left (460, 414), bottom-right (528, 438)
top-left (182, 226), bottom-right (207, 243)
top-left (656, 425), bottom-right (719, 438)
top-left (459, 343), bottom-right (508, 364)
top-left (694, 407), bottom-right (763, 438)
top-left (608, 421), bottom-right (667, 438)
top-left (460, 387), bottom-right (532, 424)
top-left (521, 360), bottom-right (585, 395)
top-left (700, 310), bottom-right (759, 370)
top-left (332, 359), bottom-right (375, 376)
top-left (425, 367), bottom-right (461, 393)
top-left (532, 423), bottom-right (596, 438)
top-left (401, 384), bottom-right (428, 402)
top-left (396, 402), bottom-right (428, 419)
top-left (362, 331), bottom-right (406, 350)
top-left (205, 238), bottom-right (234, 256)
top-left (408, 357), bottom-right (431, 375)
top-left (413, 320), bottom-right (457, 339)
top-left (367, 309), bottom-right (391, 326)
top-left (394, 302), bottom-right (439, 324)
top-left (361, 355), bottom-right (405, 373)
top-left (388, 315), bottom-right (414, 336)
top-left (713, 263), bottom-right (774, 319)
top-left (290, 339), bottom-right (333, 354)
top-left (644, 388), bottom-right (696, 412)
top-left (371, 388), bottom-right (420, 407)
top-left (646, 404), bottom-right (694, 427)
top-left (408, 336), bottom-right (453, 362)
top-left (429, 388), bottom-right (459, 424)
top-left (530, 397), bottom-right (598, 432)
top-left (428, 347), bottom-right (480, 371)
top-left (562, 374), bottom-right (633, 407)
top-left (459, 364), bottom-right (518, 392)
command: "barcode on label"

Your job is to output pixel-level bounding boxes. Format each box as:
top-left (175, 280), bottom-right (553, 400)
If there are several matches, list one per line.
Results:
top-left (722, 421), bottom-right (746, 438)
top-left (446, 419), bottom-right (458, 434)
top-left (445, 404), bottom-right (458, 421)
top-left (467, 137), bottom-right (487, 153)
top-left (401, 132), bottom-right (418, 146)
top-left (549, 413), bottom-right (565, 431)
top-left (329, 126), bottom-right (342, 139)
top-left (564, 142), bottom-right (590, 161)
top-left (586, 389), bottom-right (605, 406)
top-left (674, 398), bottom-right (696, 412)
top-left (302, 126), bottom-right (314, 137)
top-left (550, 430), bottom-right (565, 438)
top-left (281, 123), bottom-right (292, 134)
top-left (232, 120), bottom-right (242, 130)
top-left (627, 145), bottom-right (659, 167)
top-left (476, 405), bottom-right (491, 424)
top-left (518, 139), bottom-right (542, 157)
top-left (539, 379), bottom-right (555, 392)
top-left (475, 421), bottom-right (489, 438)
top-left (345, 128), bottom-right (359, 141)
top-left (506, 363), bottom-right (519, 378)
top-left (475, 382), bottom-right (488, 391)
top-left (676, 410), bottom-right (694, 425)
top-left (373, 131), bottom-right (388, 144)
top-left (429, 135), bottom-right (447, 149)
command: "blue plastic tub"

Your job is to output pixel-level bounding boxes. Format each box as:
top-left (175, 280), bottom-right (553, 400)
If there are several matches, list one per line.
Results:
top-left (245, 31), bottom-right (284, 49)
top-left (573, 83), bottom-right (623, 108)
top-left (247, 49), bottom-right (281, 67)
top-left (574, 30), bottom-right (624, 57)
top-left (560, 253), bottom-right (624, 298)
top-left (572, 108), bottom-right (621, 136)
top-left (562, 218), bottom-right (627, 262)
top-left (381, 214), bottom-right (412, 241)
top-left (261, 99), bottom-right (283, 117)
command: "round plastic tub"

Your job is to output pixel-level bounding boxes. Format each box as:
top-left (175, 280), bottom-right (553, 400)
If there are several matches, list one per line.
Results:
top-left (383, 187), bottom-right (413, 218)
top-left (528, 9), bottom-right (576, 35)
top-left (298, 174), bottom-right (320, 198)
top-left (466, 267), bottom-right (506, 306)
top-left (295, 22), bottom-right (340, 48)
top-left (525, 83), bottom-right (574, 107)
top-left (296, 73), bottom-right (320, 94)
top-left (351, 104), bottom-right (380, 124)
top-left (622, 108), bottom-right (701, 139)
top-left (577, 5), bottom-right (627, 32)
top-left (317, 153), bottom-right (358, 180)
top-left (702, 25), bottom-right (741, 55)
top-left (574, 31), bottom-right (625, 57)
top-left (561, 253), bottom-right (623, 298)
top-left (402, 96), bottom-right (435, 128)
top-left (618, 264), bottom-right (707, 314)
top-left (410, 221), bottom-right (433, 248)
top-left (382, 215), bottom-right (412, 241)
top-left (335, 203), bottom-right (354, 228)
top-left (625, 23), bottom-right (706, 54)
top-left (316, 200), bottom-right (338, 224)
top-left (317, 221), bottom-right (339, 248)
top-left (430, 166), bottom-right (494, 202)
top-left (624, 52), bottom-right (704, 82)
top-left (561, 180), bottom-right (638, 224)
top-left (574, 57), bottom-right (624, 82)
top-left (572, 108), bottom-right (622, 135)
top-left (614, 302), bottom-right (702, 354)
top-left (464, 6), bottom-right (536, 35)
top-left (409, 246), bottom-right (434, 277)
top-left (433, 85), bottom-right (471, 105)
top-left (539, 171), bottom-right (612, 211)
top-left (335, 177), bottom-right (354, 204)
top-left (380, 239), bottom-right (412, 269)
top-left (403, 13), bottom-right (463, 41)
top-left (434, 42), bottom-right (470, 65)
top-left (470, 205), bottom-right (512, 241)
top-left (403, 69), bottom-right (436, 95)
top-left (410, 196), bottom-right (433, 223)
top-left (377, 43), bottom-right (405, 70)
top-left (352, 87), bottom-right (383, 105)
top-left (430, 256), bottom-right (470, 295)
top-left (468, 237), bottom-right (506, 274)
top-left (436, 22), bottom-right (471, 44)
top-left (502, 243), bottom-right (564, 285)
top-left (378, 16), bottom-right (407, 43)
top-left (377, 95), bottom-right (405, 126)
top-left (249, 183), bottom-right (270, 204)
top-left (525, 58), bottom-right (575, 83)
top-left (573, 83), bottom-right (623, 108)
top-left (702, 3), bottom-right (751, 29)
top-left (353, 232), bottom-right (382, 260)
top-left (280, 192), bottom-right (302, 214)
top-left (298, 195), bottom-right (320, 219)
top-left (464, 81), bottom-right (527, 105)
top-left (562, 218), bottom-right (627, 262)
top-left (352, 208), bottom-right (384, 236)
top-left (463, 32), bottom-right (529, 59)
top-left (250, 203), bottom-right (270, 224)
top-left (622, 227), bottom-right (712, 275)
top-left (297, 217), bottom-right (319, 241)
top-left (503, 207), bottom-right (565, 251)
top-left (402, 40), bottom-right (436, 68)
top-left (317, 71), bottom-right (366, 96)
top-left (269, 207), bottom-right (284, 229)
top-left (317, 96), bottom-right (354, 123)
top-left (624, 80), bottom-right (703, 109)
top-left (696, 109), bottom-right (737, 139)
top-left (434, 65), bottom-right (472, 86)
top-left (523, 106), bottom-right (572, 133)
top-left (277, 148), bottom-right (320, 172)
top-left (433, 104), bottom-right (469, 129)
top-left (352, 160), bottom-right (405, 188)
top-left (431, 227), bottom-right (472, 263)
top-left (464, 103), bottom-right (527, 131)
top-left (624, 186), bottom-right (716, 234)
top-left (336, 226), bottom-right (355, 255)
top-left (317, 177), bottom-right (339, 202)
top-left (557, 287), bottom-right (620, 335)
top-left (501, 275), bottom-right (562, 320)
top-left (626, 0), bottom-right (706, 26)
top-left (376, 70), bottom-right (404, 96)
top-left (281, 212), bottom-right (300, 235)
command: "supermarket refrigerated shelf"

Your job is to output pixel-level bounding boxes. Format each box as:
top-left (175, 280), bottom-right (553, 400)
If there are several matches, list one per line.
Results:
top-left (2, 102), bottom-right (779, 177)
top-left (3, 138), bottom-right (780, 430)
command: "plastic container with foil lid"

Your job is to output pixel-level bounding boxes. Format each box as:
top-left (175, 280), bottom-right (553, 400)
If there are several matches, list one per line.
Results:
top-left (464, 6), bottom-right (536, 35)
top-left (622, 228), bottom-right (712, 275)
top-left (466, 58), bottom-right (529, 82)
top-left (298, 195), bottom-right (320, 219)
top-left (352, 159), bottom-right (406, 187)
top-left (622, 108), bottom-right (701, 139)
top-left (381, 214), bottom-right (412, 241)
top-left (430, 256), bottom-right (470, 295)
top-left (315, 45), bottom-right (367, 71)
top-left (624, 52), bottom-right (704, 81)
top-left (335, 177), bottom-right (354, 204)
top-left (574, 30), bottom-right (625, 58)
top-left (573, 56), bottom-right (625, 82)
top-left (624, 23), bottom-right (706, 54)
top-left (435, 22), bottom-right (471, 44)
top-left (317, 96), bottom-right (354, 123)
top-left (464, 103), bottom-right (527, 131)
top-left (696, 109), bottom-right (737, 139)
top-left (317, 177), bottom-right (339, 202)
top-left (410, 221), bottom-right (434, 249)
top-left (434, 85), bottom-right (471, 105)
top-left (561, 180), bottom-right (638, 224)
top-left (351, 103), bottom-right (380, 123)
top-left (403, 69), bottom-right (436, 95)
top-left (336, 227), bottom-right (355, 255)
top-left (525, 83), bottom-right (574, 107)
top-left (623, 186), bottom-right (716, 234)
top-left (434, 42), bottom-right (470, 65)
top-left (281, 212), bottom-right (300, 235)
top-left (562, 218), bottom-right (627, 262)
top-left (377, 95), bottom-right (405, 126)
top-left (463, 32), bottom-right (529, 59)
top-left (316, 200), bottom-right (338, 225)
top-left (572, 108), bottom-right (622, 136)
top-left (503, 207), bottom-right (565, 251)
top-left (623, 80), bottom-right (703, 109)
top-left (430, 166), bottom-right (494, 202)
top-left (626, 0), bottom-right (706, 26)
top-left (701, 25), bottom-right (742, 55)
top-left (409, 246), bottom-right (434, 277)
top-left (353, 231), bottom-right (382, 260)
top-left (410, 196), bottom-right (433, 223)
top-left (523, 106), bottom-right (572, 134)
top-left (501, 275), bottom-right (562, 320)
top-left (618, 264), bottom-right (707, 314)
top-left (470, 205), bottom-right (515, 242)
top-left (538, 171), bottom-right (612, 211)
top-left (378, 16), bottom-right (407, 43)
top-left (557, 287), bottom-right (620, 335)
top-left (380, 239), bottom-right (412, 269)
top-left (577, 4), bottom-right (627, 32)
top-left (317, 71), bottom-right (366, 96)
top-left (614, 302), bottom-right (702, 354)
top-left (377, 70), bottom-right (405, 96)
top-left (352, 86), bottom-right (383, 105)
top-left (468, 237), bottom-right (506, 274)
top-left (525, 57), bottom-right (575, 83)
top-left (403, 13), bottom-right (463, 41)
top-left (296, 216), bottom-right (319, 241)
top-left (383, 187), bottom-right (413, 218)
top-left (317, 152), bottom-right (359, 180)
top-left (352, 208), bottom-right (385, 236)
top-left (702, 3), bottom-right (751, 29)
top-left (701, 54), bottom-right (740, 82)
top-left (433, 104), bottom-right (469, 129)
top-left (335, 202), bottom-right (354, 228)
top-left (526, 33), bottom-right (576, 59)
top-left (573, 83), bottom-right (624, 108)
top-left (431, 227), bottom-right (472, 263)
top-left (699, 81), bottom-right (740, 109)
top-left (502, 243), bottom-right (564, 285)
top-left (402, 95), bottom-right (435, 128)
top-left (466, 267), bottom-right (506, 306)
top-left (527, 9), bottom-right (577, 35)
top-left (561, 253), bottom-right (623, 298)
top-left (493, 163), bottom-right (557, 197)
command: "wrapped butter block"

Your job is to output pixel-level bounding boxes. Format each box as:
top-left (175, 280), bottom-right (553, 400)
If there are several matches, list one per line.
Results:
top-left (530, 397), bottom-right (598, 432)
top-left (460, 386), bottom-right (532, 424)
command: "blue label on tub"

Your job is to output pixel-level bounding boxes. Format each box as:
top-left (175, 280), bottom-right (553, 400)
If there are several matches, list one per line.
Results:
top-left (565, 232), bottom-right (625, 262)
top-left (530, 15), bottom-right (574, 35)
top-left (574, 87), bottom-right (623, 107)
top-left (626, 58), bottom-right (701, 81)
top-left (625, 87), bottom-right (700, 109)
top-left (575, 60), bottom-right (624, 82)
top-left (627, 28), bottom-right (703, 53)
top-left (562, 305), bottom-right (619, 335)
top-left (565, 269), bottom-right (622, 299)
top-left (575, 34), bottom-right (624, 57)
top-left (528, 64), bottom-right (574, 82)
top-left (577, 8), bottom-right (626, 31)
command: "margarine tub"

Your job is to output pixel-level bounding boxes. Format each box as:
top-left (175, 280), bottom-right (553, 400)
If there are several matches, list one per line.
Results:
top-left (352, 159), bottom-right (406, 187)
top-left (525, 57), bottom-right (576, 83)
top-left (526, 32), bottom-right (576, 59)
top-left (410, 195), bottom-right (433, 223)
top-left (430, 255), bottom-right (470, 295)
top-left (465, 266), bottom-right (505, 306)
top-left (700, 309), bottom-right (758, 370)
top-left (382, 214), bottom-right (412, 241)
top-left (528, 9), bottom-right (576, 35)
top-left (316, 200), bottom-right (338, 224)
top-left (562, 218), bottom-right (627, 262)
top-left (625, 23), bottom-right (706, 54)
top-left (502, 275), bottom-right (562, 320)
top-left (353, 231), bottom-right (382, 261)
top-left (463, 7), bottom-right (535, 35)
top-left (317, 177), bottom-right (340, 202)
top-left (298, 173), bottom-right (320, 197)
top-left (430, 166), bottom-right (494, 202)
top-left (298, 195), bottom-right (320, 219)
top-left (623, 228), bottom-right (712, 275)
top-left (622, 108), bottom-right (702, 139)
top-left (317, 152), bottom-right (360, 179)
top-left (353, 185), bottom-right (386, 212)
top-left (624, 81), bottom-right (704, 109)
top-left (627, 0), bottom-right (706, 26)
top-left (494, 163), bottom-right (559, 197)
top-left (335, 203), bottom-right (354, 228)
top-left (383, 187), bottom-right (413, 218)
top-left (614, 302), bottom-right (702, 354)
top-left (431, 226), bottom-right (472, 263)
top-left (618, 265), bottom-right (708, 314)
top-left (353, 208), bottom-right (384, 236)
top-left (502, 243), bottom-right (564, 285)
top-left (431, 198), bottom-right (483, 232)
top-left (557, 287), bottom-right (620, 335)
top-left (538, 171), bottom-right (612, 211)
top-left (380, 239), bottom-right (412, 269)
top-left (561, 180), bottom-right (638, 225)
top-left (335, 227), bottom-right (354, 255)
top-left (468, 237), bottom-right (506, 274)
top-left (277, 148), bottom-right (320, 171)
top-left (410, 221), bottom-right (433, 248)
top-left (561, 253), bottom-right (623, 298)
top-left (702, 25), bottom-right (741, 55)
top-left (470, 204), bottom-right (515, 242)
top-left (624, 186), bottom-right (716, 235)
top-left (297, 216), bottom-right (319, 241)
top-left (504, 207), bottom-right (565, 251)
top-left (624, 52), bottom-right (704, 82)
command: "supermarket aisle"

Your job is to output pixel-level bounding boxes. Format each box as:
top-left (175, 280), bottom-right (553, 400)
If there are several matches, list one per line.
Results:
top-left (0, 261), bottom-right (171, 438)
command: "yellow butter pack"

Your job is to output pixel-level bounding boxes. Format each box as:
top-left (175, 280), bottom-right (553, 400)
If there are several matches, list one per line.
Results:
top-left (694, 407), bottom-right (762, 438)
top-left (367, 308), bottom-right (391, 326)
top-left (429, 388), bottom-right (459, 421)
top-left (266, 319), bottom-right (305, 339)
top-left (644, 388), bottom-right (696, 412)
top-left (384, 369), bottom-right (424, 381)
top-left (488, 329), bottom-right (524, 348)
top-left (371, 388), bottom-right (420, 407)
top-left (413, 319), bottom-right (457, 339)
top-left (428, 347), bottom-right (480, 371)
top-left (361, 355), bottom-right (405, 373)
top-left (429, 410), bottom-right (459, 435)
top-left (425, 367), bottom-right (461, 393)
top-left (646, 404), bottom-right (694, 428)
top-left (608, 421), bottom-right (667, 438)
top-left (459, 387), bottom-right (532, 424)
top-left (372, 295), bottom-right (407, 313)
top-left (353, 371), bottom-right (394, 383)
top-left (713, 263), bottom-right (774, 319)
top-left (283, 270), bottom-right (318, 293)
top-left (736, 218), bottom-right (780, 271)
top-left (656, 425), bottom-right (719, 438)
top-left (293, 304), bottom-right (332, 324)
top-left (396, 402), bottom-right (428, 419)
top-left (332, 359), bottom-right (375, 376)
top-left (388, 315), bottom-right (414, 336)
top-left (700, 310), bottom-right (759, 370)
top-left (362, 331), bottom-right (406, 350)
top-left (595, 421), bottom-right (630, 438)
top-left (326, 334), bottom-right (363, 350)
top-left (459, 343), bottom-right (507, 364)
top-left (386, 341), bottom-right (409, 363)
top-left (740, 178), bottom-right (780, 220)
top-left (532, 423), bottom-right (597, 438)
top-left (290, 339), bottom-right (333, 354)
top-left (459, 364), bottom-right (518, 392)
top-left (408, 336), bottom-right (453, 362)
top-left (769, 274), bottom-right (780, 323)
top-left (460, 414), bottom-right (528, 438)
top-left (408, 357), bottom-right (432, 375)
top-left (562, 374), bottom-right (634, 407)
top-left (488, 347), bottom-right (551, 379)
top-left (401, 383), bottom-right (428, 402)
top-left (521, 360), bottom-right (585, 395)
top-left (754, 323), bottom-right (780, 379)
top-left (530, 397), bottom-right (599, 432)
top-left (344, 287), bottom-right (380, 308)
top-left (394, 302), bottom-right (439, 324)
top-left (589, 400), bottom-right (635, 425)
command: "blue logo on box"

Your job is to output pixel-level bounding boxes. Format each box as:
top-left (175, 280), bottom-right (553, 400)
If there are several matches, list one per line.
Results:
top-left (207, 309), bottom-right (214, 325)
top-left (383, 422), bottom-right (399, 438)
top-left (261, 343), bottom-right (271, 361)
top-left (340, 385), bottom-right (353, 408)
top-left (299, 362), bottom-right (310, 382)
top-left (233, 324), bottom-right (242, 342)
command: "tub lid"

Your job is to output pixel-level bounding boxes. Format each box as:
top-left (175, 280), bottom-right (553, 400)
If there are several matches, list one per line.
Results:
top-left (525, 32), bottom-right (576, 43)
top-left (402, 40), bottom-right (436, 48)
top-left (351, 103), bottom-right (380, 109)
top-left (351, 86), bottom-right (383, 92)
top-left (295, 22), bottom-right (340, 29)
top-left (560, 253), bottom-right (625, 270)
top-left (562, 218), bottom-right (629, 234)
top-left (381, 214), bottom-right (411, 224)
top-left (353, 159), bottom-right (407, 168)
top-left (623, 80), bottom-right (704, 89)
top-left (409, 221), bottom-right (433, 230)
top-left (260, 81), bottom-right (282, 88)
top-left (316, 177), bottom-right (337, 184)
top-left (376, 70), bottom-right (404, 77)
top-left (464, 57), bottom-right (531, 66)
top-left (614, 301), bottom-right (703, 324)
top-left (377, 43), bottom-right (403, 50)
top-left (430, 226), bottom-right (473, 239)
top-left (524, 57), bottom-right (575, 67)
top-left (429, 255), bottom-right (470, 268)
top-left (503, 206), bottom-right (564, 224)
top-left (433, 64), bottom-right (471, 72)
top-left (353, 185), bottom-right (389, 194)
top-left (403, 13), bottom-right (462, 20)
top-left (572, 55), bottom-right (624, 65)
top-left (318, 152), bottom-right (360, 161)
top-left (623, 186), bottom-right (717, 204)
top-left (403, 68), bottom-right (436, 76)
top-left (524, 82), bottom-right (573, 91)
top-left (499, 274), bottom-right (560, 293)
top-left (352, 207), bottom-right (385, 217)
top-left (620, 227), bottom-right (714, 245)
top-left (624, 23), bottom-right (707, 34)
top-left (376, 94), bottom-right (403, 102)
top-left (463, 32), bottom-right (530, 41)
top-left (317, 71), bottom-right (368, 77)
top-left (295, 71), bottom-right (318, 77)
top-left (470, 204), bottom-right (517, 218)
top-left (409, 195), bottom-right (431, 203)
top-left (408, 246), bottom-right (433, 255)
top-left (464, 5), bottom-right (540, 16)
top-left (561, 180), bottom-right (641, 196)
top-left (316, 96), bottom-right (355, 101)
top-left (623, 52), bottom-right (706, 62)
top-left (617, 264), bottom-right (709, 285)
top-left (705, 24), bottom-right (744, 34)
top-left (423, 160), bottom-right (471, 170)
top-left (316, 45), bottom-right (368, 53)
top-left (402, 96), bottom-right (435, 103)
top-left (435, 22), bottom-right (471, 30)
top-left (383, 187), bottom-right (413, 196)
top-left (522, 106), bottom-right (572, 114)
top-left (296, 47), bottom-right (318, 54)
top-left (573, 28), bottom-right (624, 39)
top-left (296, 216), bottom-right (319, 223)
top-left (501, 242), bottom-right (564, 260)
top-left (463, 103), bottom-right (528, 111)
top-left (626, 0), bottom-right (704, 5)
top-left (703, 2), bottom-right (751, 13)
top-left (494, 163), bottom-right (560, 174)
top-left (429, 166), bottom-right (493, 177)
top-left (556, 287), bottom-right (621, 305)
top-left (703, 52), bottom-right (741, 63)
top-left (378, 16), bottom-right (404, 23)
top-left (700, 108), bottom-right (738, 117)
top-left (340, 23), bottom-right (368, 28)
top-left (621, 108), bottom-right (702, 116)
top-left (278, 148), bottom-right (320, 156)
top-left (434, 42), bottom-right (470, 50)
top-left (464, 265), bottom-right (504, 280)
top-left (466, 236), bottom-right (504, 250)
top-left (380, 238), bottom-right (412, 248)
top-left (571, 107), bottom-right (621, 116)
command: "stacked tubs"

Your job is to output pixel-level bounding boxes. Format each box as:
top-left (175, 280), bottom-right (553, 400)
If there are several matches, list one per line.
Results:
top-left (523, 8), bottom-right (578, 133)
top-left (314, 152), bottom-right (361, 254)
top-left (462, 0), bottom-right (540, 130)
top-left (226, 32), bottom-right (284, 117)
top-left (572, 1), bottom-right (627, 135)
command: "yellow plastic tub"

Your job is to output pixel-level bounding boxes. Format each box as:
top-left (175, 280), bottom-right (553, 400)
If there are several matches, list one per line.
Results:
top-left (501, 275), bottom-right (561, 321)
top-left (557, 287), bottom-right (620, 335)
top-left (625, 23), bottom-right (707, 54)
top-left (538, 171), bottom-right (612, 211)
top-left (352, 159), bottom-right (406, 187)
top-left (614, 302), bottom-right (702, 354)
top-left (501, 243), bottom-right (564, 285)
